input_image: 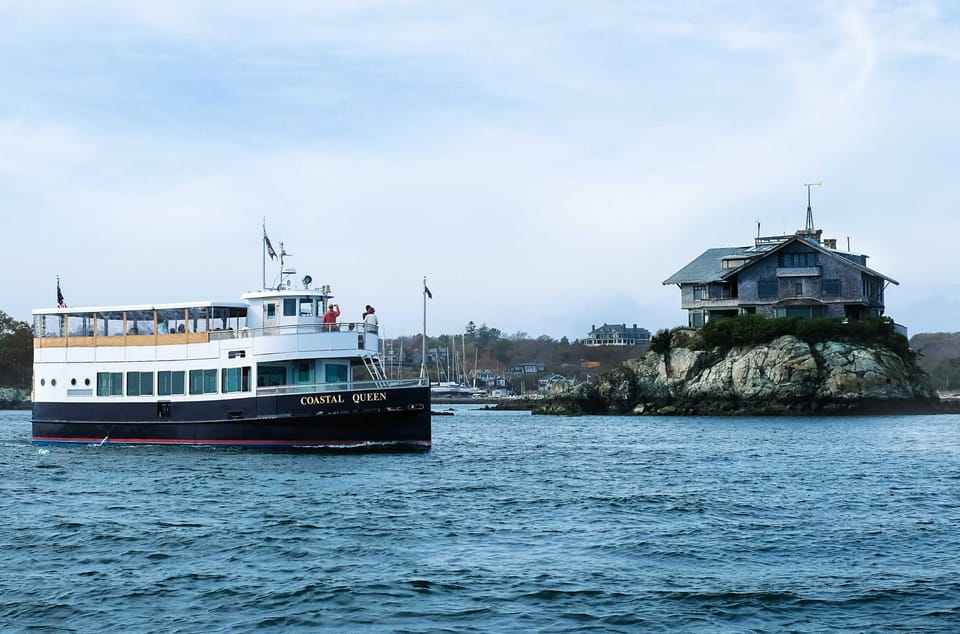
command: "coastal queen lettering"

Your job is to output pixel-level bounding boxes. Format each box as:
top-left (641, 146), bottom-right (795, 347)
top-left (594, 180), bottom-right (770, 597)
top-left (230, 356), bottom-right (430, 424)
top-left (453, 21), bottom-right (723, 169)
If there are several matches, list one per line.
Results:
top-left (300, 393), bottom-right (344, 405)
top-left (300, 391), bottom-right (389, 406)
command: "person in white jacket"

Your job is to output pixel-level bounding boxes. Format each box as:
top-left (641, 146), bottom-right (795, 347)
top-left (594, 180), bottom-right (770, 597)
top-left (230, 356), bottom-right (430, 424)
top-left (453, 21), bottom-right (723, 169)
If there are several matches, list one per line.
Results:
top-left (363, 305), bottom-right (378, 333)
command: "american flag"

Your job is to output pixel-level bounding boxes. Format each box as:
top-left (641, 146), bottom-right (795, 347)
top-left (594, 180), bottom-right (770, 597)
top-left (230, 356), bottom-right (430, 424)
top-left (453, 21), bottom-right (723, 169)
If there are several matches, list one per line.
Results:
top-left (57, 282), bottom-right (67, 308)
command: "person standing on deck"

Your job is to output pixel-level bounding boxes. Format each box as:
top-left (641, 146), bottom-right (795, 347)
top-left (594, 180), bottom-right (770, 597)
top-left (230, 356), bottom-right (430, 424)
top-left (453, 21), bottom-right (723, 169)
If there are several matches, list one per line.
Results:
top-left (363, 305), bottom-right (378, 333)
top-left (322, 303), bottom-right (340, 331)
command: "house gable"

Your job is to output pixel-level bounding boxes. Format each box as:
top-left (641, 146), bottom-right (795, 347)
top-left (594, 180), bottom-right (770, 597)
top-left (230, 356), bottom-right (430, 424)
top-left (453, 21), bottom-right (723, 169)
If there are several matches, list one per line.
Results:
top-left (664, 222), bottom-right (897, 327)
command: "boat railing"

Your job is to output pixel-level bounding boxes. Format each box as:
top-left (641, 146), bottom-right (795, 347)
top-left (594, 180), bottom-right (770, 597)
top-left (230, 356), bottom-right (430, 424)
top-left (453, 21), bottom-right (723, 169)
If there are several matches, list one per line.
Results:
top-left (210, 322), bottom-right (376, 341)
top-left (257, 377), bottom-right (428, 396)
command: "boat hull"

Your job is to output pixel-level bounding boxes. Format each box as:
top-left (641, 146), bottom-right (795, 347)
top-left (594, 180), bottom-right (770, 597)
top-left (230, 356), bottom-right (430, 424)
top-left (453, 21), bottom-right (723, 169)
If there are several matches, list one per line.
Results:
top-left (32, 385), bottom-right (431, 451)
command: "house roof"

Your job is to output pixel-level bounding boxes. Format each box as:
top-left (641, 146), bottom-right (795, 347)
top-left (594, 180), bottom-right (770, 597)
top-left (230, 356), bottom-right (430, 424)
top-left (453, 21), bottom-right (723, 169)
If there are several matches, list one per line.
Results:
top-left (589, 323), bottom-right (650, 336)
top-left (663, 236), bottom-right (898, 286)
top-left (662, 247), bottom-right (753, 285)
top-left (719, 236), bottom-right (898, 285)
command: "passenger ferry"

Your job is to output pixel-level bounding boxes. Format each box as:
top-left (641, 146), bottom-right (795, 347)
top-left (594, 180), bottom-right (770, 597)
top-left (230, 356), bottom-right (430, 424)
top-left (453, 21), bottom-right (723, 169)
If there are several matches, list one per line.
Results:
top-left (31, 259), bottom-right (431, 450)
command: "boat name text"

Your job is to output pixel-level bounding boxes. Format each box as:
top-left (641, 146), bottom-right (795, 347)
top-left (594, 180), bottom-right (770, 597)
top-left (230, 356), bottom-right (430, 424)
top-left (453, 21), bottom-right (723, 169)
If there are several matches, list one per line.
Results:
top-left (300, 391), bottom-right (389, 406)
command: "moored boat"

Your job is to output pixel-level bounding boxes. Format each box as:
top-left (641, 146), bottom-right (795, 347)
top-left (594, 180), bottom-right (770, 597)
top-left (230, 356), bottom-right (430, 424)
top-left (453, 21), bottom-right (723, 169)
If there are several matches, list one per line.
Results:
top-left (31, 248), bottom-right (431, 450)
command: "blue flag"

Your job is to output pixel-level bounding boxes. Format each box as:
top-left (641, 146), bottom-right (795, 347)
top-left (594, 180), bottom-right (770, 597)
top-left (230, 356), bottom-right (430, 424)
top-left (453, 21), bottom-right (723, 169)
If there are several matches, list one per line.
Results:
top-left (264, 233), bottom-right (277, 260)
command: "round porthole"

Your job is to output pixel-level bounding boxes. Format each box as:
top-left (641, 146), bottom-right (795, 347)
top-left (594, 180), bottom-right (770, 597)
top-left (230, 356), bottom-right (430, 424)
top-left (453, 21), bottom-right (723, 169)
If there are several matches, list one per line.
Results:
top-left (71, 378), bottom-right (77, 386)
top-left (84, 378), bottom-right (90, 386)
top-left (51, 379), bottom-right (57, 387)
top-left (40, 379), bottom-right (45, 386)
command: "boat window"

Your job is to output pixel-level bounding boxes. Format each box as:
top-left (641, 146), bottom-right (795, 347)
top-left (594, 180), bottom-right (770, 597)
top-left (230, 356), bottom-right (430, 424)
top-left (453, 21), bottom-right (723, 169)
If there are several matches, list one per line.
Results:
top-left (257, 365), bottom-right (286, 387)
top-left (265, 303), bottom-right (276, 320)
top-left (294, 361), bottom-right (314, 384)
top-left (189, 369), bottom-right (219, 395)
top-left (67, 314), bottom-right (95, 337)
top-left (126, 310), bottom-right (154, 335)
top-left (158, 309), bottom-right (185, 335)
top-left (283, 298), bottom-right (297, 317)
top-left (35, 315), bottom-right (61, 338)
top-left (126, 371), bottom-right (154, 396)
top-left (187, 307), bottom-right (210, 333)
top-left (325, 364), bottom-right (348, 383)
top-left (158, 371), bottom-right (185, 396)
top-left (96, 372), bottom-right (123, 396)
top-left (222, 367), bottom-right (251, 393)
top-left (97, 311), bottom-right (125, 336)
top-left (299, 298), bottom-right (314, 316)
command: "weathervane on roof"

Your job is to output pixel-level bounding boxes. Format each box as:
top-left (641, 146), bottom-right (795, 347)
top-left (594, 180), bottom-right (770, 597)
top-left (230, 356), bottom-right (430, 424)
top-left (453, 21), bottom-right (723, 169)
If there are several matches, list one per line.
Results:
top-left (803, 180), bottom-right (822, 232)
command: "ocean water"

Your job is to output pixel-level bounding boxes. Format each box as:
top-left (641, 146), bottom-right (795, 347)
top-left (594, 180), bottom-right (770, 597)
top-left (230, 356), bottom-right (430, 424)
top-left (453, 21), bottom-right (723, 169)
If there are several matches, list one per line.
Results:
top-left (2, 407), bottom-right (960, 633)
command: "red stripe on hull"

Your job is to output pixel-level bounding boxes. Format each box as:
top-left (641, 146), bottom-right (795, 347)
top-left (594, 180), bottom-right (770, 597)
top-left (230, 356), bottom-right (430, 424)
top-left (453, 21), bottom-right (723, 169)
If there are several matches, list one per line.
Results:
top-left (33, 436), bottom-right (431, 447)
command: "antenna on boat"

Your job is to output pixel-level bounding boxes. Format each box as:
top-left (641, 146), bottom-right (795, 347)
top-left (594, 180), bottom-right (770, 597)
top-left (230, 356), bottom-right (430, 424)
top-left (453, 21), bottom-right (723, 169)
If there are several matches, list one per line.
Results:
top-left (278, 243), bottom-right (296, 290)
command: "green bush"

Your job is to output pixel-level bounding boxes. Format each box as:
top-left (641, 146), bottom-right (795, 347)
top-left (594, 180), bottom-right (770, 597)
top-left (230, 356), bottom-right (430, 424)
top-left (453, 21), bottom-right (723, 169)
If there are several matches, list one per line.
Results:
top-left (688, 314), bottom-right (912, 361)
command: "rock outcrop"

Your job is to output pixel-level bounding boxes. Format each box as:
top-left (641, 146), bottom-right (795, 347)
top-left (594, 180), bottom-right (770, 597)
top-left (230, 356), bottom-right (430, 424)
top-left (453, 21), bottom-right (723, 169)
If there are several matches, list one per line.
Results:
top-left (0, 387), bottom-right (31, 410)
top-left (535, 335), bottom-right (939, 416)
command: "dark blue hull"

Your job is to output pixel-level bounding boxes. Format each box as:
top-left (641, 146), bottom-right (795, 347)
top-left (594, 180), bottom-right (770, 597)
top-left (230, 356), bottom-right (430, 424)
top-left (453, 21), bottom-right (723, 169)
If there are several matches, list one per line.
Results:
top-left (32, 385), bottom-right (431, 451)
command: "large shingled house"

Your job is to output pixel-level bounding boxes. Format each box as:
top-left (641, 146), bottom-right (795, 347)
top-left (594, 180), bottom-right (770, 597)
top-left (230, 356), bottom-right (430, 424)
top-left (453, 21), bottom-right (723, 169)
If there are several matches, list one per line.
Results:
top-left (663, 201), bottom-right (897, 328)
top-left (585, 323), bottom-right (651, 347)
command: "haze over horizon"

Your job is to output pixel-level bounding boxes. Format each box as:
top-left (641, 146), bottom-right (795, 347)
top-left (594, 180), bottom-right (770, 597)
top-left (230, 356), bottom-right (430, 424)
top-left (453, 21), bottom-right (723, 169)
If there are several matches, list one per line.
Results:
top-left (2, 2), bottom-right (959, 340)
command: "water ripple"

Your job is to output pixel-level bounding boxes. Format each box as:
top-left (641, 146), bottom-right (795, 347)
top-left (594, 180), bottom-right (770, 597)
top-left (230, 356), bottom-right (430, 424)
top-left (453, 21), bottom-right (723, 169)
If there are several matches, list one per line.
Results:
top-left (2, 409), bottom-right (960, 631)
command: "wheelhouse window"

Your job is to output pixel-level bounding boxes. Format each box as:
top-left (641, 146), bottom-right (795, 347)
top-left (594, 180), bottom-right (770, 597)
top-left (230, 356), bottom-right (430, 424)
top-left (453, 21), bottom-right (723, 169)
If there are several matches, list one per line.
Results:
top-left (158, 371), bottom-right (185, 396)
top-left (222, 367), bottom-right (251, 393)
top-left (283, 298), bottom-right (297, 317)
top-left (97, 372), bottom-right (123, 396)
top-left (126, 372), bottom-right (154, 396)
top-left (265, 303), bottom-right (277, 320)
top-left (299, 298), bottom-right (314, 316)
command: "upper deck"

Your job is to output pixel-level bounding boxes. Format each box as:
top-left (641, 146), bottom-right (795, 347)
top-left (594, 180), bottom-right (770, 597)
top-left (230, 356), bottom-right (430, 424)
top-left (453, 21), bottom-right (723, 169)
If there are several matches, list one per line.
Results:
top-left (32, 290), bottom-right (378, 353)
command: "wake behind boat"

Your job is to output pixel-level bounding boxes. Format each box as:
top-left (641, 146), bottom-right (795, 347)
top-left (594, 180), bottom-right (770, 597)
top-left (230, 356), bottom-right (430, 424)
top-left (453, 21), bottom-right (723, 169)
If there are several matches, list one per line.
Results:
top-left (31, 238), bottom-right (431, 450)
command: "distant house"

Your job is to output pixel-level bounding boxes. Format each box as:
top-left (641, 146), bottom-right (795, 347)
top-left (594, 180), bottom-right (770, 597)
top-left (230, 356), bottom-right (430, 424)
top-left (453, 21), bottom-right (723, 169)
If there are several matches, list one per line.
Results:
top-left (472, 368), bottom-right (507, 389)
top-left (511, 362), bottom-right (545, 375)
top-left (537, 373), bottom-right (569, 390)
top-left (663, 201), bottom-right (897, 327)
top-left (585, 323), bottom-right (651, 346)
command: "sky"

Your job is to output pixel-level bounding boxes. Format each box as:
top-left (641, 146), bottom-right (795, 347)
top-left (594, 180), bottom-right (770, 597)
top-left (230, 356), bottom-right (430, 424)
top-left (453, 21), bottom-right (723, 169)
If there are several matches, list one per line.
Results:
top-left (1, 1), bottom-right (959, 340)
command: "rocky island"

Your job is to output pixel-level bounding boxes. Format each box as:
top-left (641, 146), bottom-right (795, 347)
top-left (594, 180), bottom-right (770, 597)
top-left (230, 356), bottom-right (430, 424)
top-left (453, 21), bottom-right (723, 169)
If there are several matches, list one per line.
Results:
top-left (531, 317), bottom-right (941, 416)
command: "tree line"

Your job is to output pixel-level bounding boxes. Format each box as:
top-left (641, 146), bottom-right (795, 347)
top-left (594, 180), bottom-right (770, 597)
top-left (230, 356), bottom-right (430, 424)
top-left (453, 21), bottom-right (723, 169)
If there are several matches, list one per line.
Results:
top-left (0, 311), bottom-right (32, 389)
top-left (0, 311), bottom-right (645, 394)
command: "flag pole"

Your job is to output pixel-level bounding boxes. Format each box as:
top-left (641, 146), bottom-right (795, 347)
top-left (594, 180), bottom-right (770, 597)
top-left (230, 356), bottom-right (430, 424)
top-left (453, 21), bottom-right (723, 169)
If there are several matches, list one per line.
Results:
top-left (421, 276), bottom-right (428, 379)
top-left (261, 218), bottom-right (266, 291)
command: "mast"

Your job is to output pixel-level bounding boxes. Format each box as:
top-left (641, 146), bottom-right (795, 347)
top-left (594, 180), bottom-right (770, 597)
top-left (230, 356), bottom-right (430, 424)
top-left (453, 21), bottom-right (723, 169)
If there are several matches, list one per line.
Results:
top-left (803, 180), bottom-right (821, 233)
top-left (420, 277), bottom-right (428, 379)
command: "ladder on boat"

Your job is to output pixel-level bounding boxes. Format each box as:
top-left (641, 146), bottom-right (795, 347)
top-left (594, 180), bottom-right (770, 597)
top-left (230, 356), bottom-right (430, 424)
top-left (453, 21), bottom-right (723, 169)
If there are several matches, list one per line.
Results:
top-left (361, 354), bottom-right (388, 388)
